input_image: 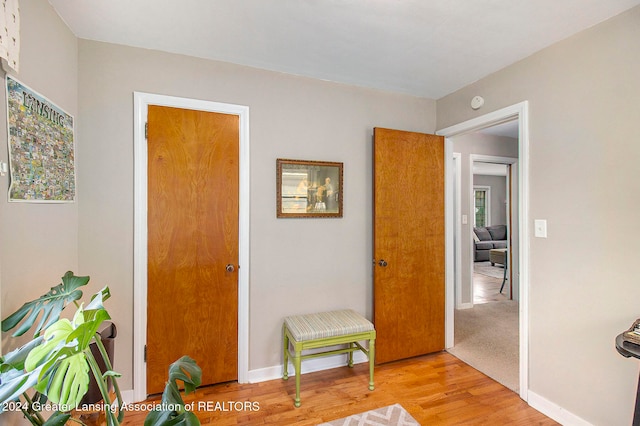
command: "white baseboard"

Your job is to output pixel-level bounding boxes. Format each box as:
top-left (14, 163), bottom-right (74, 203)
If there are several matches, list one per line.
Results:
top-left (528, 391), bottom-right (592, 426)
top-left (121, 353), bottom-right (369, 402)
top-left (247, 352), bottom-right (369, 384)
top-left (457, 302), bottom-right (473, 310)
top-left (120, 389), bottom-right (136, 404)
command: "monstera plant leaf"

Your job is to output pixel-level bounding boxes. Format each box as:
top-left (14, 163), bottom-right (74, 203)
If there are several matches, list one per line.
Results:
top-left (23, 318), bottom-right (89, 408)
top-left (166, 356), bottom-right (202, 397)
top-left (0, 274), bottom-right (122, 425)
top-left (0, 334), bottom-right (45, 412)
top-left (37, 348), bottom-right (90, 408)
top-left (144, 356), bottom-right (202, 426)
top-left (24, 319), bottom-right (75, 372)
top-left (0, 363), bottom-right (44, 412)
top-left (0, 335), bottom-right (44, 372)
top-left (2, 272), bottom-right (89, 337)
top-left (21, 293), bottom-right (112, 409)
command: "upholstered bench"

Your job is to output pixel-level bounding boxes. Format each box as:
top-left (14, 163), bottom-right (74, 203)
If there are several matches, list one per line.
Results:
top-left (282, 309), bottom-right (376, 407)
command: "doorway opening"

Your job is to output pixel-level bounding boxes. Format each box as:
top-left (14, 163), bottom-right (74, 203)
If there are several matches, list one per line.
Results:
top-left (471, 160), bottom-right (513, 305)
top-left (439, 101), bottom-right (529, 401)
top-left (453, 140), bottom-right (519, 392)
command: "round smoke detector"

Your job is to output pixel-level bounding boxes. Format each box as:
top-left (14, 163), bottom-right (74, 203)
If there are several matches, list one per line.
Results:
top-left (471, 96), bottom-right (484, 110)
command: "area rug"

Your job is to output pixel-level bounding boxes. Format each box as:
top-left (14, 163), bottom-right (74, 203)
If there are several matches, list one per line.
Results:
top-left (474, 261), bottom-right (505, 279)
top-left (318, 403), bottom-right (420, 426)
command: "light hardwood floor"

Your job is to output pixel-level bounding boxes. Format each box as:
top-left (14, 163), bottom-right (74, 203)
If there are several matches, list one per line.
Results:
top-left (474, 272), bottom-right (509, 304)
top-left (117, 352), bottom-right (557, 425)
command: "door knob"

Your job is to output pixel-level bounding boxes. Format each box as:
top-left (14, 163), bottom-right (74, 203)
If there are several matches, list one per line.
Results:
top-left (378, 259), bottom-right (388, 267)
top-left (225, 264), bottom-right (235, 273)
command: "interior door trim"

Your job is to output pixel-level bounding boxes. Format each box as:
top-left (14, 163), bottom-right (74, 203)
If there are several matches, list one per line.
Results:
top-left (438, 100), bottom-right (529, 402)
top-left (132, 92), bottom-right (250, 402)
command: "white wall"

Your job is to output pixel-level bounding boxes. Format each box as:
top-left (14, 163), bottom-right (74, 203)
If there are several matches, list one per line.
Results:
top-left (76, 40), bottom-right (436, 388)
top-left (438, 6), bottom-right (640, 425)
top-left (474, 174), bottom-right (507, 226)
top-left (0, 0), bottom-right (79, 343)
top-left (0, 2), bottom-right (78, 423)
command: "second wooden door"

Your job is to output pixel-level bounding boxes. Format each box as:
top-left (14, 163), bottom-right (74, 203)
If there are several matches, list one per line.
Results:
top-left (373, 127), bottom-right (445, 364)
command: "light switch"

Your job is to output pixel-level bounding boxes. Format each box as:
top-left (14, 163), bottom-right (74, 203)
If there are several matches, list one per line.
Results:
top-left (462, 215), bottom-right (468, 225)
top-left (534, 219), bottom-right (547, 238)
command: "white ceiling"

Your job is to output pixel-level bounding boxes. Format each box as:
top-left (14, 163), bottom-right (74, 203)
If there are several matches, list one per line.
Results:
top-left (48, 0), bottom-right (640, 99)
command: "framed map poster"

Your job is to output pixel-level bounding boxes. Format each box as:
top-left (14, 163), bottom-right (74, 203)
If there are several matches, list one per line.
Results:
top-left (6, 75), bottom-right (75, 202)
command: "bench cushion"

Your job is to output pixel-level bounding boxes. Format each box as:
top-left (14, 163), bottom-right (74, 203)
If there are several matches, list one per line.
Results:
top-left (284, 309), bottom-right (374, 341)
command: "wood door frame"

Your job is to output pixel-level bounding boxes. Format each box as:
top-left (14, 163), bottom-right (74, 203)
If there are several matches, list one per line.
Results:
top-left (132, 92), bottom-right (250, 402)
top-left (451, 153), bottom-right (462, 312)
top-left (438, 101), bottom-right (530, 401)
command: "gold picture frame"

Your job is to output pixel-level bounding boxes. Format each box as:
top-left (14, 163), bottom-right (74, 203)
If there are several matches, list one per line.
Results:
top-left (276, 158), bottom-right (343, 218)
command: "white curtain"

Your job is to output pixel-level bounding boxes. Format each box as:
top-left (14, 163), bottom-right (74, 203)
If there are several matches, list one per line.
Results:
top-left (0, 0), bottom-right (19, 73)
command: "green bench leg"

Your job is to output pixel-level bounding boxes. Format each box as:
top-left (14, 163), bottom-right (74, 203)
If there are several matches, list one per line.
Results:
top-left (348, 342), bottom-right (354, 367)
top-left (282, 325), bottom-right (289, 380)
top-left (369, 338), bottom-right (375, 391)
top-left (294, 350), bottom-right (301, 407)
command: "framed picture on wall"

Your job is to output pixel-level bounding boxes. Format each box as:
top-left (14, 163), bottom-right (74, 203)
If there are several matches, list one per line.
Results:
top-left (6, 75), bottom-right (76, 202)
top-left (276, 158), bottom-right (343, 218)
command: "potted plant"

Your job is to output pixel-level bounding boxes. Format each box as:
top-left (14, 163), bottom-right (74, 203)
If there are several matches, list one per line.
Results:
top-left (143, 356), bottom-right (202, 426)
top-left (0, 272), bottom-right (202, 426)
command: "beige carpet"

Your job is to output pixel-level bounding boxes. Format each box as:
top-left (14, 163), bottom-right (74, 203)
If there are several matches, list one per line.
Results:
top-left (447, 300), bottom-right (519, 392)
top-left (318, 403), bottom-right (420, 426)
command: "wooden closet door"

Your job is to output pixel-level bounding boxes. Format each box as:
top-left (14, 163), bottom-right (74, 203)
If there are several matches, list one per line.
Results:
top-left (146, 105), bottom-right (239, 394)
top-left (373, 127), bottom-right (445, 364)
